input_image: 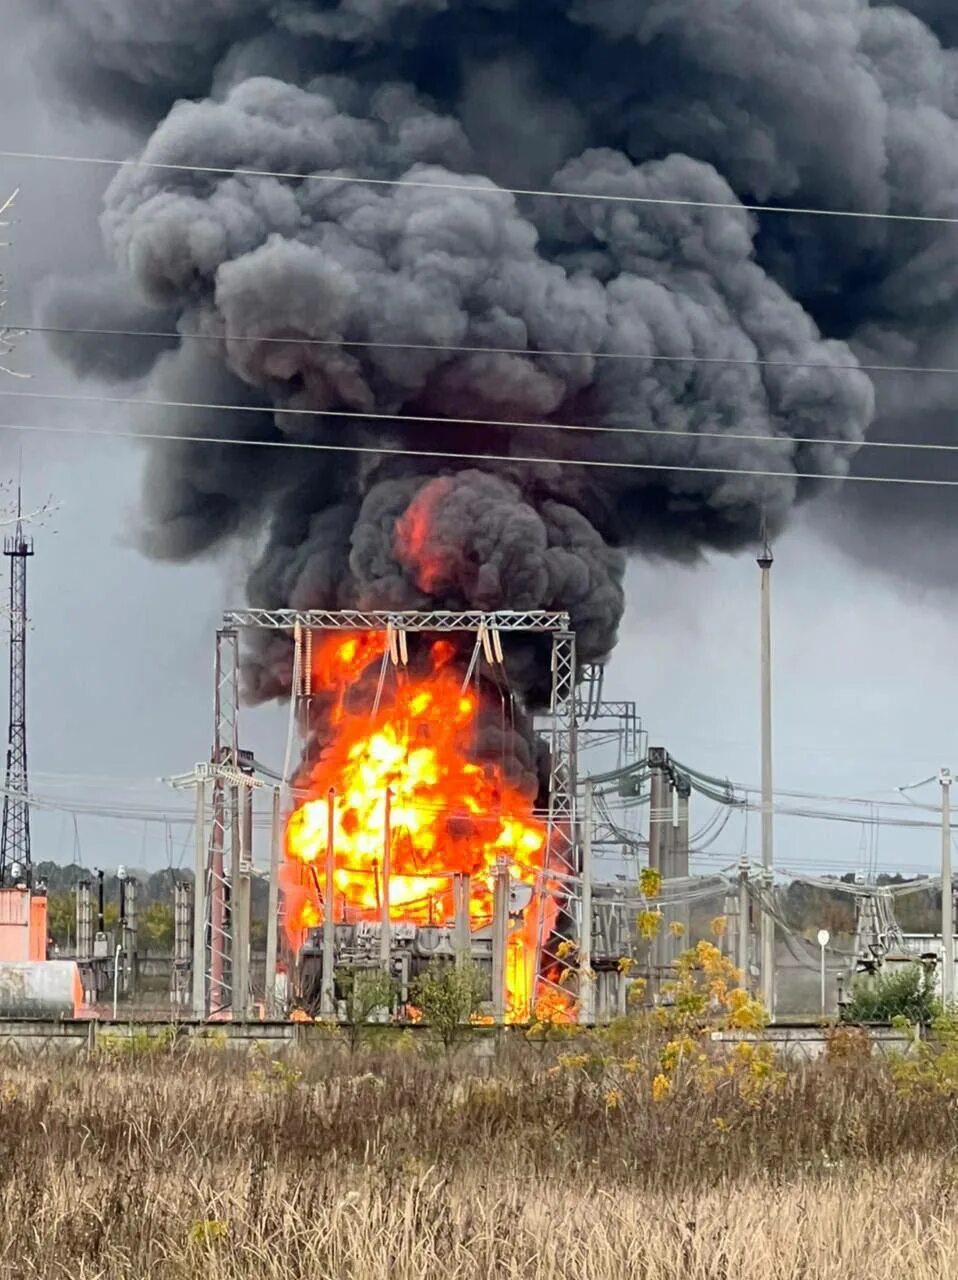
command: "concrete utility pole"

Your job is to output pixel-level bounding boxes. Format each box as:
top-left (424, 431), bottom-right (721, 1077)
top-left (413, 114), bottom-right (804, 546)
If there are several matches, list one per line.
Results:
top-left (578, 779), bottom-right (595, 1026)
top-left (453, 873), bottom-right (471, 969)
top-left (192, 778), bottom-right (207, 1020)
top-left (757, 543), bottom-right (775, 1014)
top-left (264, 787), bottom-right (282, 1017)
top-left (673, 776), bottom-right (691, 955)
top-left (736, 858), bottom-right (750, 982)
top-left (320, 788), bottom-right (337, 1018)
top-left (647, 747), bottom-right (669, 988)
top-left (491, 858), bottom-right (509, 1025)
top-left (380, 788), bottom-right (392, 974)
top-left (941, 769), bottom-right (954, 1007)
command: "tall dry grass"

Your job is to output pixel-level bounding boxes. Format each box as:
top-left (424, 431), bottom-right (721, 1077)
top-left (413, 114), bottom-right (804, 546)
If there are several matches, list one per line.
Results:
top-left (0, 1041), bottom-right (953, 1278)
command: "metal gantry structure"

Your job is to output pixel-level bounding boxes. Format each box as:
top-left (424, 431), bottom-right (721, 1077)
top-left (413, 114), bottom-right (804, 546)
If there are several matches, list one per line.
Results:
top-left (0, 492), bottom-right (32, 886)
top-left (197, 608), bottom-right (578, 1019)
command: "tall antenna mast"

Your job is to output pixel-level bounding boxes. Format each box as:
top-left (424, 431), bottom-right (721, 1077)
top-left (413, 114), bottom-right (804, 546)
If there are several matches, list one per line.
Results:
top-left (0, 483), bottom-right (33, 886)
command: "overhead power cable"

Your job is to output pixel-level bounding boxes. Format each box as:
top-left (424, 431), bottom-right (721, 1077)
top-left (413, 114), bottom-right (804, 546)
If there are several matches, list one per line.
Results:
top-left (16, 320), bottom-right (958, 384)
top-left (0, 385), bottom-right (906, 458)
top-left (7, 406), bottom-right (958, 490)
top-left (3, 147), bottom-right (958, 226)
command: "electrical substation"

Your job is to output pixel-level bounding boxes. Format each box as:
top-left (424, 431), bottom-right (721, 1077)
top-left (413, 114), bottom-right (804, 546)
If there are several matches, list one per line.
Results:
top-left (0, 590), bottom-right (954, 1037)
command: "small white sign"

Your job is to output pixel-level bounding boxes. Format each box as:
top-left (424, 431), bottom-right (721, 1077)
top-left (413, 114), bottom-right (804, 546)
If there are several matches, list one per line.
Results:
top-left (817, 929), bottom-right (830, 948)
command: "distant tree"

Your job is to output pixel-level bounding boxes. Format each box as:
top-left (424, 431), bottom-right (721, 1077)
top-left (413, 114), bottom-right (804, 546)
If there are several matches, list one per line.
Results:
top-left (139, 901), bottom-right (174, 951)
top-left (45, 893), bottom-right (74, 949)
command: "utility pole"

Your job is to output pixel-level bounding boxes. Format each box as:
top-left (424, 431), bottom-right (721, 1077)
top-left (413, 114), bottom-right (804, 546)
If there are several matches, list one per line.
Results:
top-left (578, 778), bottom-right (595, 1026)
top-left (647, 747), bottom-right (669, 989)
top-left (673, 775), bottom-right (691, 955)
top-left (491, 858), bottom-right (508, 1025)
top-left (264, 787), bottom-right (282, 1017)
top-left (192, 777), bottom-right (207, 1020)
top-left (736, 858), bottom-right (750, 981)
top-left (941, 769), bottom-right (954, 1007)
top-left (380, 788), bottom-right (392, 975)
top-left (320, 788), bottom-right (336, 1018)
top-left (757, 541), bottom-right (775, 1014)
top-left (453, 873), bottom-right (471, 969)
top-left (0, 489), bottom-right (33, 887)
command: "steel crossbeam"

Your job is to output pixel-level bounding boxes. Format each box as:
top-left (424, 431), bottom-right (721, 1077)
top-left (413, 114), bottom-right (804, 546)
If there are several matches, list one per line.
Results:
top-left (206, 629), bottom-right (239, 1018)
top-left (223, 608), bottom-right (570, 633)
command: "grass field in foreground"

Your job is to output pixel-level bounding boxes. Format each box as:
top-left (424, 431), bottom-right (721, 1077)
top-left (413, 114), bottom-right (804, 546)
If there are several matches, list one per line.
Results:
top-left (0, 1032), bottom-right (955, 1279)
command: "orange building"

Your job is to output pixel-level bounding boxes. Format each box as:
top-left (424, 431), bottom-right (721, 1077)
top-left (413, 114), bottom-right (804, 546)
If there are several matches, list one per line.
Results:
top-left (0, 888), bottom-right (48, 962)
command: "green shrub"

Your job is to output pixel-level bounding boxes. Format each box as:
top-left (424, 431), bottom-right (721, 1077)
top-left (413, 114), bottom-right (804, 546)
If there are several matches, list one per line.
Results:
top-left (410, 960), bottom-right (485, 1051)
top-left (842, 963), bottom-right (939, 1027)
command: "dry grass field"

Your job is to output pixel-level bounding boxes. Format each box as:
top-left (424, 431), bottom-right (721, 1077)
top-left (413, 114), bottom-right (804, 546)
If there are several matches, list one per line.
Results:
top-left (0, 1031), bottom-right (955, 1279)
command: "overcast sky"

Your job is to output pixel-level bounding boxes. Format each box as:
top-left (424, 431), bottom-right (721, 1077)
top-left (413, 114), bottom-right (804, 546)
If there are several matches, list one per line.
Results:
top-left (1, 2), bottom-right (956, 882)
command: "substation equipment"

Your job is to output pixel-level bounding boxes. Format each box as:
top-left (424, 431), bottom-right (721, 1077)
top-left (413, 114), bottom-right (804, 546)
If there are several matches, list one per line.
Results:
top-left (159, 608), bottom-right (715, 1025)
top-left (180, 609), bottom-right (580, 1023)
top-left (74, 868), bottom-right (139, 1007)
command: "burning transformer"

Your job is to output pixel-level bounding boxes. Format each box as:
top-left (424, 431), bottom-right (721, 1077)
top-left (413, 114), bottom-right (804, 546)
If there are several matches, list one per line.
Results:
top-left (281, 626), bottom-right (569, 1023)
top-left (297, 880), bottom-right (535, 1017)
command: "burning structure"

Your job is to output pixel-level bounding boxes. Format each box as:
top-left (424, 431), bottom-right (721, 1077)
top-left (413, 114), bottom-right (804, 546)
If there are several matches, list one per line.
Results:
top-left (201, 608), bottom-right (578, 1023)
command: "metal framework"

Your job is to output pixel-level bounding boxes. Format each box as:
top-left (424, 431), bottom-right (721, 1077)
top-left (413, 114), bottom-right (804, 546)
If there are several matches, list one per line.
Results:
top-left (206, 608), bottom-right (578, 1018)
top-left (208, 629), bottom-right (240, 1015)
top-left (223, 608), bottom-right (572, 633)
top-left (0, 497), bottom-right (32, 886)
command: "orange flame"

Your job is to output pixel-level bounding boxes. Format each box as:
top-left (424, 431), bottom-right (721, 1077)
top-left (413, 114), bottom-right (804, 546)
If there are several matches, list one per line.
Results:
top-left (284, 632), bottom-right (556, 1018)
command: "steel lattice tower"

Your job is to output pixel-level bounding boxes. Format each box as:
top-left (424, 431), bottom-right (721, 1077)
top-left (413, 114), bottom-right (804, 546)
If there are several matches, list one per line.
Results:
top-left (0, 491), bottom-right (33, 886)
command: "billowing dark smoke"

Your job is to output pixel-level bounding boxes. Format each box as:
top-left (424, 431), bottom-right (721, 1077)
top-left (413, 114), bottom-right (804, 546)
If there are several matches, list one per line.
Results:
top-left (48, 0), bottom-right (958, 693)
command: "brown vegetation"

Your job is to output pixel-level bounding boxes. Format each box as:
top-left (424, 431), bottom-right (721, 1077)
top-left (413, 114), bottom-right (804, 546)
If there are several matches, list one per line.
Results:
top-left (0, 1030), bottom-right (955, 1278)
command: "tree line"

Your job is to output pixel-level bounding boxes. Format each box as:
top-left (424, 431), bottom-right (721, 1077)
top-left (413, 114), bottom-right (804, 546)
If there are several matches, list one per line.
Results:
top-left (35, 863), bottom-right (272, 954)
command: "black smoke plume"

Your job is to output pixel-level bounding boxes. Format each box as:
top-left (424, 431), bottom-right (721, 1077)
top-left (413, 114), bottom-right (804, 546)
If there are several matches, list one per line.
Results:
top-left (47, 0), bottom-right (958, 695)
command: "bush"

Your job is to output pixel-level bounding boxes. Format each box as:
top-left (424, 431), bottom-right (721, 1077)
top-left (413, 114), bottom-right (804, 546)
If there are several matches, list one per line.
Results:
top-left (337, 969), bottom-right (399, 1053)
top-left (409, 960), bottom-right (485, 1051)
top-left (842, 963), bottom-right (939, 1027)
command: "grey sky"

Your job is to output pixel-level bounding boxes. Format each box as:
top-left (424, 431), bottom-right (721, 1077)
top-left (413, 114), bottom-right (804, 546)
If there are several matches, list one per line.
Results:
top-left (1, 0), bottom-right (956, 882)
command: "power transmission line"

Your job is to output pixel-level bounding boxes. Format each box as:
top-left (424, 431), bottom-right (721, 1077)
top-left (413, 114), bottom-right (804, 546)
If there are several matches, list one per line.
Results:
top-left (13, 320), bottom-right (958, 383)
top-left (2, 147), bottom-right (957, 226)
top-left (4, 410), bottom-right (958, 489)
top-left (0, 385), bottom-right (928, 458)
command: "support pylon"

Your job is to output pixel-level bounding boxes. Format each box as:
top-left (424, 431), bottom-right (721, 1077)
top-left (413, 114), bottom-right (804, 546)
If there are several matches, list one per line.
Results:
top-left (0, 489), bottom-right (33, 886)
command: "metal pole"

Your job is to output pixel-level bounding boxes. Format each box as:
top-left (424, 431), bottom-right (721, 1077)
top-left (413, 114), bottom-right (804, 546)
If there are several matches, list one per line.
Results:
top-left (112, 944), bottom-right (121, 1021)
top-left (380, 788), bottom-right (392, 974)
top-left (736, 858), bottom-right (750, 983)
top-left (125, 878), bottom-right (138, 999)
top-left (265, 787), bottom-right (281, 1017)
top-left (647, 748), bottom-right (668, 991)
top-left (758, 546), bottom-right (775, 1013)
top-left (191, 778), bottom-right (207, 1020)
top-left (321, 787), bottom-right (337, 1018)
top-left (96, 869), bottom-right (105, 935)
top-left (453, 873), bottom-right (471, 969)
top-left (578, 779), bottom-right (594, 1026)
top-left (673, 777), bottom-right (690, 955)
top-left (941, 769), bottom-right (954, 1007)
top-left (820, 943), bottom-right (826, 1017)
top-left (491, 859), bottom-right (508, 1025)
top-left (647, 751), bottom-right (666, 874)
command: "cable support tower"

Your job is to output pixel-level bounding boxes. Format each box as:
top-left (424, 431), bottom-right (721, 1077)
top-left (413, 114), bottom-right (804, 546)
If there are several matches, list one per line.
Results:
top-left (0, 487), bottom-right (32, 886)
